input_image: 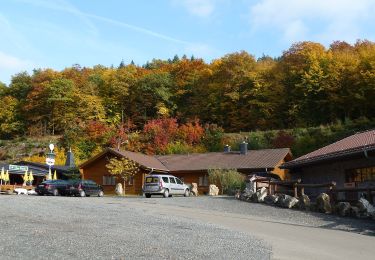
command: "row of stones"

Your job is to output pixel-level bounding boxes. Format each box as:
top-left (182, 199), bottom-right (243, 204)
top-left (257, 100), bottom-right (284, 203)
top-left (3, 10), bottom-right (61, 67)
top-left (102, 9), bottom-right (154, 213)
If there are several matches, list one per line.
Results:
top-left (236, 187), bottom-right (375, 220)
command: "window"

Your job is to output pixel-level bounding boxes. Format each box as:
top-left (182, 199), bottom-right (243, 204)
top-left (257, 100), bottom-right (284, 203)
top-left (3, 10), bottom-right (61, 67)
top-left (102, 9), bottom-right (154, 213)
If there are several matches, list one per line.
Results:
top-left (175, 178), bottom-right (183, 185)
top-left (103, 176), bottom-right (116, 185)
top-left (169, 177), bottom-right (176, 184)
top-left (345, 167), bottom-right (375, 183)
top-left (198, 175), bottom-right (209, 186)
top-left (128, 176), bottom-right (134, 186)
top-left (146, 177), bottom-right (159, 183)
top-left (162, 177), bottom-right (169, 183)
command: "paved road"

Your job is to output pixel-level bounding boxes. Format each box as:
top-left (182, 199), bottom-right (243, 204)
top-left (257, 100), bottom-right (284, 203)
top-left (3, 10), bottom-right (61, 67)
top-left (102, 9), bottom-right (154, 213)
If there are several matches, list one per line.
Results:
top-left (0, 195), bottom-right (374, 260)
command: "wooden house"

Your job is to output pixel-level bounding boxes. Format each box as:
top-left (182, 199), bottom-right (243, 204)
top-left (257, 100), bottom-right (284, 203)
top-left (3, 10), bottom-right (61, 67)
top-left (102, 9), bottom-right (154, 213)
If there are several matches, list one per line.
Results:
top-left (282, 129), bottom-right (375, 196)
top-left (80, 145), bottom-right (292, 195)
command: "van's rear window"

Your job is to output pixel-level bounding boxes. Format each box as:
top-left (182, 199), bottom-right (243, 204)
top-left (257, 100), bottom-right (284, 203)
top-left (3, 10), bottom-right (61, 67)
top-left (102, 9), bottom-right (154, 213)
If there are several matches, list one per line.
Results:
top-left (146, 177), bottom-right (159, 183)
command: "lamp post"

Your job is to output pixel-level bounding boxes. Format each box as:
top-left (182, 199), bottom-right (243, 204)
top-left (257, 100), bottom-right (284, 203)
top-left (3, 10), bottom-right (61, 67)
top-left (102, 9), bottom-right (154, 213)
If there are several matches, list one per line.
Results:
top-left (46, 143), bottom-right (55, 180)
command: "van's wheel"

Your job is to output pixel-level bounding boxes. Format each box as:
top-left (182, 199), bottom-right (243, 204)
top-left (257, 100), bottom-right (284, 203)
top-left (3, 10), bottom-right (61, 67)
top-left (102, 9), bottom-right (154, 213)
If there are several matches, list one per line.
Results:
top-left (163, 189), bottom-right (169, 198)
top-left (145, 193), bottom-right (151, 198)
top-left (98, 191), bottom-right (104, 197)
top-left (184, 189), bottom-right (190, 197)
top-left (52, 189), bottom-right (59, 196)
top-left (79, 190), bottom-right (86, 197)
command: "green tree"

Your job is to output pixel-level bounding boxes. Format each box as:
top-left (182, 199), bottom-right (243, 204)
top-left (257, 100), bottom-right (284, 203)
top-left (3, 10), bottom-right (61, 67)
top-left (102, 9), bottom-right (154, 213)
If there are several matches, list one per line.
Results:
top-left (129, 71), bottom-right (173, 126)
top-left (45, 78), bottom-right (76, 135)
top-left (106, 157), bottom-right (139, 195)
top-left (0, 96), bottom-right (23, 138)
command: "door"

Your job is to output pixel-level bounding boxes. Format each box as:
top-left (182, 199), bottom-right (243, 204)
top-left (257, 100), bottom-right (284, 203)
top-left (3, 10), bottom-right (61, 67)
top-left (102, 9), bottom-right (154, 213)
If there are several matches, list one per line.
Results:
top-left (169, 177), bottom-right (178, 194)
top-left (83, 180), bottom-right (93, 195)
top-left (175, 178), bottom-right (185, 194)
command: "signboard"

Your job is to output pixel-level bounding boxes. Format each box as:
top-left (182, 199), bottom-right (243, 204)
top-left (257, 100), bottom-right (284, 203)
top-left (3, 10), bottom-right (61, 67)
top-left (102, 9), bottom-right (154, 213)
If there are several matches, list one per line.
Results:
top-left (46, 158), bottom-right (55, 166)
top-left (46, 151), bottom-right (56, 166)
top-left (9, 164), bottom-right (28, 171)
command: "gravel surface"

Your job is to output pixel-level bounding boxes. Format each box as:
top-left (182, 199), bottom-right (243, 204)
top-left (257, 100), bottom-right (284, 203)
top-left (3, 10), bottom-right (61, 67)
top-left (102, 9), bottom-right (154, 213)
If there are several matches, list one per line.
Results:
top-left (133, 195), bottom-right (375, 235)
top-left (0, 196), bottom-right (271, 260)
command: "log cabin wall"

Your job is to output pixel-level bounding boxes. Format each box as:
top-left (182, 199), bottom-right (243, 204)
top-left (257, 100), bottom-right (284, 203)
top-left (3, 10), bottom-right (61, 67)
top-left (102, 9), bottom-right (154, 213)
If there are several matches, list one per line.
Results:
top-left (170, 170), bottom-right (209, 194)
top-left (81, 154), bottom-right (147, 195)
top-left (290, 154), bottom-right (375, 196)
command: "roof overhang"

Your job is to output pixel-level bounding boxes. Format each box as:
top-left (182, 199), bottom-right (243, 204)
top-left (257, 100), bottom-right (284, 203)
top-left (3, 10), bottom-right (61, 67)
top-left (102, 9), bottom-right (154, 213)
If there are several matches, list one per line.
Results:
top-left (281, 146), bottom-right (375, 169)
top-left (79, 148), bottom-right (169, 172)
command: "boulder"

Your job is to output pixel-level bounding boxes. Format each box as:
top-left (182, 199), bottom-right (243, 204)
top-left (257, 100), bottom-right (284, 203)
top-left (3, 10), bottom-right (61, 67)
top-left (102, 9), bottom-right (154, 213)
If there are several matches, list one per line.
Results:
top-left (297, 195), bottom-right (311, 210)
top-left (263, 194), bottom-right (279, 205)
top-left (115, 183), bottom-right (123, 196)
top-left (350, 206), bottom-right (361, 218)
top-left (240, 188), bottom-right (254, 201)
top-left (277, 194), bottom-right (299, 208)
top-left (251, 187), bottom-right (268, 203)
top-left (257, 187), bottom-right (268, 202)
top-left (283, 195), bottom-right (298, 209)
top-left (191, 183), bottom-right (199, 196)
top-left (336, 202), bottom-right (351, 217)
top-left (316, 193), bottom-right (332, 214)
top-left (356, 198), bottom-right (375, 217)
top-left (250, 192), bottom-right (259, 202)
top-left (209, 184), bottom-right (219, 196)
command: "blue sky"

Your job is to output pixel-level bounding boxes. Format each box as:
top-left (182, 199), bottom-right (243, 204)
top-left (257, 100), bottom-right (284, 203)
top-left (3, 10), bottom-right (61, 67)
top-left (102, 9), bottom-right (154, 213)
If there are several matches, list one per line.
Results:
top-left (1, 0), bottom-right (375, 85)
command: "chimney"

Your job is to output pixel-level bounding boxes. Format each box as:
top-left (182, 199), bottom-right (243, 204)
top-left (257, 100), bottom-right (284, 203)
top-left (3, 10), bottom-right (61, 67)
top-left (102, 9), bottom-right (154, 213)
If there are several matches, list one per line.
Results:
top-left (240, 141), bottom-right (248, 155)
top-left (224, 145), bottom-right (231, 153)
top-left (65, 147), bottom-right (76, 167)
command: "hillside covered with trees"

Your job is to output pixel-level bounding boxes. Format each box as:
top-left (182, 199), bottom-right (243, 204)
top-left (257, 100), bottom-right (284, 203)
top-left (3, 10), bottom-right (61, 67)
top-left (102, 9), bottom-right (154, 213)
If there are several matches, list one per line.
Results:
top-left (1, 40), bottom-right (375, 162)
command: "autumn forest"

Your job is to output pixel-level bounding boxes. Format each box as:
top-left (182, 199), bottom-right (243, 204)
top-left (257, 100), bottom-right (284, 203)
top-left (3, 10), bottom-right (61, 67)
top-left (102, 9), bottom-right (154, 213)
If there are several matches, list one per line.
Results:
top-left (1, 40), bottom-right (375, 162)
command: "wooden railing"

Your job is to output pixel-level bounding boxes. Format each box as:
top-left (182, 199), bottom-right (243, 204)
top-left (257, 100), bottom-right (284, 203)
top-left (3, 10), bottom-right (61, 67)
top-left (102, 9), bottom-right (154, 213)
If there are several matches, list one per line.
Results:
top-left (253, 178), bottom-right (301, 197)
top-left (330, 187), bottom-right (375, 204)
top-left (296, 182), bottom-right (336, 196)
top-left (252, 179), bottom-right (336, 198)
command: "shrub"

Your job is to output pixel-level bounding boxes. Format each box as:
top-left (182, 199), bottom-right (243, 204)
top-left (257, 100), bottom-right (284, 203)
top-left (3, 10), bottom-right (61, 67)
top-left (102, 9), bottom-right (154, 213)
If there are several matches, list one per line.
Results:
top-left (208, 168), bottom-right (245, 195)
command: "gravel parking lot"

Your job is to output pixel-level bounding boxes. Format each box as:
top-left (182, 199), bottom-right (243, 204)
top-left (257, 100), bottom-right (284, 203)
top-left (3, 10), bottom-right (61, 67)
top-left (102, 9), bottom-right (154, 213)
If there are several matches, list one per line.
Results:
top-left (0, 195), bottom-right (271, 260)
top-left (138, 196), bottom-right (375, 235)
top-left (1, 195), bottom-right (374, 260)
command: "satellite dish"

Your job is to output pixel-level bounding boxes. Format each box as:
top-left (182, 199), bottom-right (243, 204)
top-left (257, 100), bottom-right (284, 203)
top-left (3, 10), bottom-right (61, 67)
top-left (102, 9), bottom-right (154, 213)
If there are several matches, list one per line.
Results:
top-left (49, 143), bottom-right (55, 152)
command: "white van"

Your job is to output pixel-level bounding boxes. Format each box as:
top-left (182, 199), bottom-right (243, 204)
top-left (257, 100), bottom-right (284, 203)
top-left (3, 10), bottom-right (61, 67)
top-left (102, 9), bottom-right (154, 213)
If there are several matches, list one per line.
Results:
top-left (143, 174), bottom-right (190, 198)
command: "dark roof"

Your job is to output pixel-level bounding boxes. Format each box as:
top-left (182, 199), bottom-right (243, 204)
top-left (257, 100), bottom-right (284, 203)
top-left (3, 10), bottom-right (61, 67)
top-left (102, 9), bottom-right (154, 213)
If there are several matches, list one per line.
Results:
top-left (80, 147), bottom-right (291, 172)
top-left (114, 149), bottom-right (169, 171)
top-left (282, 129), bottom-right (375, 169)
top-left (79, 148), bottom-right (169, 172)
top-left (0, 163), bottom-right (49, 176)
top-left (17, 161), bottom-right (75, 173)
top-left (156, 148), bottom-right (291, 172)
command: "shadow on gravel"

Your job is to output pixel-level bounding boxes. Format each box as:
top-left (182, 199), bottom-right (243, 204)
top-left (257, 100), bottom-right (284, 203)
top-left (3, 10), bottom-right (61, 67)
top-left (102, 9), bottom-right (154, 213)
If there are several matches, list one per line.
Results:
top-left (106, 195), bottom-right (375, 236)
top-left (212, 196), bottom-right (375, 236)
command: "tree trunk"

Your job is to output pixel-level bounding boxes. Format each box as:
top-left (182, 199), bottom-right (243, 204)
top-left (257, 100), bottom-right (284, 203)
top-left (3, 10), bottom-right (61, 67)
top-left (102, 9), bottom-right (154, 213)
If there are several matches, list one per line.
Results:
top-left (123, 179), bottom-right (126, 196)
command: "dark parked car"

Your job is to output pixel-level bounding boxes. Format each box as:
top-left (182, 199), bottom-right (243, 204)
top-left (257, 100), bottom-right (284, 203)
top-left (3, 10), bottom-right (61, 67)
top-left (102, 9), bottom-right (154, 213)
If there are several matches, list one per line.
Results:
top-left (35, 180), bottom-right (70, 196)
top-left (66, 180), bottom-right (104, 197)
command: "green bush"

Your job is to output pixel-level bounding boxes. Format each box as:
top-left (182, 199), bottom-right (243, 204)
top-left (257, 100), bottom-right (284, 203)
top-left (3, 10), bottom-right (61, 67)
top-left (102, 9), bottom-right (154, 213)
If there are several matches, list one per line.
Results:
top-left (208, 168), bottom-right (245, 195)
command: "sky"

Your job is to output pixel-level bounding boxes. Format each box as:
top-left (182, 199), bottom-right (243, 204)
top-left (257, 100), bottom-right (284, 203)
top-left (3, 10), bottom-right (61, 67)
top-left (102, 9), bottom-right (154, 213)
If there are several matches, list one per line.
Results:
top-left (1, 0), bottom-right (375, 85)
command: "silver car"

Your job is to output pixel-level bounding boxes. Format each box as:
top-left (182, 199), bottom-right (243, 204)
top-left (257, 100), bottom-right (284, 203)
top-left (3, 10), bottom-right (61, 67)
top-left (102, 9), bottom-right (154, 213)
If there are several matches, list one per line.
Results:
top-left (143, 174), bottom-right (190, 198)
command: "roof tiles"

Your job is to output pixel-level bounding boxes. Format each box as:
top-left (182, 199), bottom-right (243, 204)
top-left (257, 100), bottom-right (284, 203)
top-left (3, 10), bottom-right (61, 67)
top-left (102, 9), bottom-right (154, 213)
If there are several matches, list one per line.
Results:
top-left (283, 129), bottom-right (375, 168)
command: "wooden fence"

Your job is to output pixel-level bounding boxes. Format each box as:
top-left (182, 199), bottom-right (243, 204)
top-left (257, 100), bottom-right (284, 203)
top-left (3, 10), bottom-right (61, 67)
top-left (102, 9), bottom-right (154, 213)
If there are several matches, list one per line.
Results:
top-left (253, 178), bottom-right (336, 198)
